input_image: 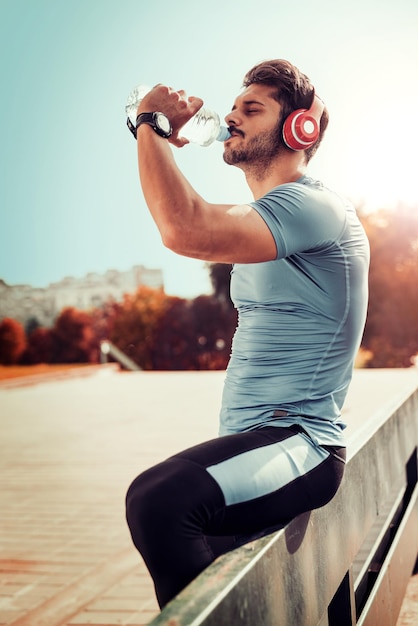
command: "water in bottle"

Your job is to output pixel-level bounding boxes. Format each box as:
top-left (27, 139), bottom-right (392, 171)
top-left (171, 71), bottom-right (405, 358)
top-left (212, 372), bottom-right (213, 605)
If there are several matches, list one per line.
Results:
top-left (125, 84), bottom-right (230, 146)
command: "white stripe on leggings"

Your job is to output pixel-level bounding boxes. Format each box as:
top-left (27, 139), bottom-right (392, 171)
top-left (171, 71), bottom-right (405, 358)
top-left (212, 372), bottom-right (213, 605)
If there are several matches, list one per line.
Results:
top-left (206, 433), bottom-right (329, 506)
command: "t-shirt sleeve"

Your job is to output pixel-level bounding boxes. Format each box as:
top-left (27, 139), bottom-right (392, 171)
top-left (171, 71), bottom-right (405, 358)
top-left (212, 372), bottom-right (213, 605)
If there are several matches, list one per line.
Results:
top-left (250, 183), bottom-right (346, 259)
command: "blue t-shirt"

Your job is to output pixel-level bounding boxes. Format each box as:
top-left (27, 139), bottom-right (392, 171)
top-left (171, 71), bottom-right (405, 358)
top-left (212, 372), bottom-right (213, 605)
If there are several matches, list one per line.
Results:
top-left (219, 175), bottom-right (370, 446)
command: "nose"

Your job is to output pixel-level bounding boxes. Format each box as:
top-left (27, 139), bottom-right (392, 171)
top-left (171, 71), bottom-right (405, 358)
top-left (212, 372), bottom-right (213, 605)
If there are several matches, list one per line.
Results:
top-left (224, 109), bottom-right (240, 128)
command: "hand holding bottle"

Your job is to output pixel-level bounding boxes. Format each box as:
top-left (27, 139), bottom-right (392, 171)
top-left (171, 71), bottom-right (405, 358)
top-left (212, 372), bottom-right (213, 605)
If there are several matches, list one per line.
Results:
top-left (138, 85), bottom-right (204, 147)
top-left (126, 84), bottom-right (230, 147)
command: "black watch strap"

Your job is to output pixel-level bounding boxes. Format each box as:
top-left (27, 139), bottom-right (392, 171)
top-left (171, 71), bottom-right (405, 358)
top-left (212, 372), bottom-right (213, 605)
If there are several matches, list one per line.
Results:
top-left (127, 116), bottom-right (138, 138)
top-left (127, 111), bottom-right (172, 139)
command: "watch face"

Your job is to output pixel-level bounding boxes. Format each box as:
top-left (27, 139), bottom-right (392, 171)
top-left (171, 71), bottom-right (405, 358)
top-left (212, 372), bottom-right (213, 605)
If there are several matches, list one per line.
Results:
top-left (155, 113), bottom-right (171, 135)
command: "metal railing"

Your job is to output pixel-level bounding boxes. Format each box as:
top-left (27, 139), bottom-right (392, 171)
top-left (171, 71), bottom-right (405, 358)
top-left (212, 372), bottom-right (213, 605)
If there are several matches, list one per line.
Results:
top-left (100, 340), bottom-right (141, 371)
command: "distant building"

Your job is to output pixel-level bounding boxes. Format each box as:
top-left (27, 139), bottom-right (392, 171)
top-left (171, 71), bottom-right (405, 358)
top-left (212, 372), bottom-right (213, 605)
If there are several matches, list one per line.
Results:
top-left (0, 265), bottom-right (164, 328)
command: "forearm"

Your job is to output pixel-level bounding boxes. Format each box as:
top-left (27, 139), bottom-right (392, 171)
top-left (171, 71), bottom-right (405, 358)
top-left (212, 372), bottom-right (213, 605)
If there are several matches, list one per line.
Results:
top-left (136, 123), bottom-right (210, 257)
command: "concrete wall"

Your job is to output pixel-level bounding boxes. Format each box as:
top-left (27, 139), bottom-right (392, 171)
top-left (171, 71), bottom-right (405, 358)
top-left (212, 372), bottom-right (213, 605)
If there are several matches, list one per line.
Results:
top-left (150, 374), bottom-right (418, 626)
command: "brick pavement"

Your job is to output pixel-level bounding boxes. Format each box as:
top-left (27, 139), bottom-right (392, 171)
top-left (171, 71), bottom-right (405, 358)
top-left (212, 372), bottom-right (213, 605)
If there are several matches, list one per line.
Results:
top-left (0, 367), bottom-right (417, 626)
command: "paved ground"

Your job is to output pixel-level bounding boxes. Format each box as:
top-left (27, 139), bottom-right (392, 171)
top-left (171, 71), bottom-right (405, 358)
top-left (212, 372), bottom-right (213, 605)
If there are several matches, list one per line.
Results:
top-left (0, 366), bottom-right (417, 626)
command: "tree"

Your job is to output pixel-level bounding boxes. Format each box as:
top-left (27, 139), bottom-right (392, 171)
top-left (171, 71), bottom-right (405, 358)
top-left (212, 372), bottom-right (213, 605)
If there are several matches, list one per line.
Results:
top-left (0, 318), bottom-right (27, 365)
top-left (109, 285), bottom-right (238, 371)
top-left (208, 263), bottom-right (234, 307)
top-left (360, 204), bottom-right (418, 367)
top-left (151, 297), bottom-right (197, 370)
top-left (189, 295), bottom-right (237, 370)
top-left (25, 316), bottom-right (41, 336)
top-left (51, 307), bottom-right (97, 363)
top-left (150, 295), bottom-right (237, 370)
top-left (22, 327), bottom-right (56, 364)
top-left (110, 286), bottom-right (171, 370)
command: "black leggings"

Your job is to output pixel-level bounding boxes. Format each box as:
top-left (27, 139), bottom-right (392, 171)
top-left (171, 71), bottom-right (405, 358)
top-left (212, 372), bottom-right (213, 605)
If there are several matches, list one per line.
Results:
top-left (126, 425), bottom-right (345, 608)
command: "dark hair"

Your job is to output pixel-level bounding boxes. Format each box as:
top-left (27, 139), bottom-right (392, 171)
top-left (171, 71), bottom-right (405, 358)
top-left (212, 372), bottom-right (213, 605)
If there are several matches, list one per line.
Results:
top-left (243, 59), bottom-right (329, 162)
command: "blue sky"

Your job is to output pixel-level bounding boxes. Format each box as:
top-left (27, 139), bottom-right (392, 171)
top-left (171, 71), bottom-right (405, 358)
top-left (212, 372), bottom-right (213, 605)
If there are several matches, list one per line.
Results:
top-left (1, 0), bottom-right (417, 298)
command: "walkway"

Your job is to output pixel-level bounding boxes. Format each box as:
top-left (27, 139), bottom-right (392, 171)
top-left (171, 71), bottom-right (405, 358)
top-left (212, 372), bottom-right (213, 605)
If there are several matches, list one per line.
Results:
top-left (0, 367), bottom-right (417, 625)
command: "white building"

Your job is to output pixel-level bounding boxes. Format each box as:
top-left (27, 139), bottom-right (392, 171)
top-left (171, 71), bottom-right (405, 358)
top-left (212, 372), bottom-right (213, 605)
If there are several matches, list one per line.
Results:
top-left (0, 265), bottom-right (164, 328)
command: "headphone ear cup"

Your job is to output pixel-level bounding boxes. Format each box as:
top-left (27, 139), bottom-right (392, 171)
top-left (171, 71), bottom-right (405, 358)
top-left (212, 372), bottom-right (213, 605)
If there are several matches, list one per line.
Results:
top-left (282, 109), bottom-right (320, 151)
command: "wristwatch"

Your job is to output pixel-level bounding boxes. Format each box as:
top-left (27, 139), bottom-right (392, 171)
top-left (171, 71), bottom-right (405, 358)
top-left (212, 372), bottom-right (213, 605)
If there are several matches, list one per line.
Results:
top-left (128, 111), bottom-right (172, 139)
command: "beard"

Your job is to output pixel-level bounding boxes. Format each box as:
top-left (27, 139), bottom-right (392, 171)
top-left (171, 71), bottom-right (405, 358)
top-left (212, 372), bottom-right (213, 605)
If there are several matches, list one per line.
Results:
top-left (223, 122), bottom-right (284, 174)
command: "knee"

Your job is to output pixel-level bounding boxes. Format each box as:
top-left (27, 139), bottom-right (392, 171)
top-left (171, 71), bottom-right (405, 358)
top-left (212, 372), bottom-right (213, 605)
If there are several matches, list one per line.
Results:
top-left (125, 466), bottom-right (166, 545)
top-left (125, 474), bottom-right (145, 532)
top-left (125, 456), bottom-right (223, 550)
top-left (126, 458), bottom-right (192, 550)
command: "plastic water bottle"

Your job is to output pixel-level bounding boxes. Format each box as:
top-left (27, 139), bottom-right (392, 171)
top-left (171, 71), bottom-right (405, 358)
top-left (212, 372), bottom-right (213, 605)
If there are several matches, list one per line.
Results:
top-left (125, 84), bottom-right (230, 147)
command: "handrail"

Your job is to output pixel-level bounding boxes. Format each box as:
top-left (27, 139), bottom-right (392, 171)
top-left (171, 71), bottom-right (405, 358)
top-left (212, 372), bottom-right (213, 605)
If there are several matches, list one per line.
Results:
top-left (100, 340), bottom-right (141, 371)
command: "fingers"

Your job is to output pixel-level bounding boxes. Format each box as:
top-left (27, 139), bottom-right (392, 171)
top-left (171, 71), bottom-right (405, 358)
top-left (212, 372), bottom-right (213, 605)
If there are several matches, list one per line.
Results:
top-left (152, 85), bottom-right (203, 111)
top-left (187, 95), bottom-right (204, 115)
top-left (140, 84), bottom-right (203, 147)
top-left (168, 135), bottom-right (190, 148)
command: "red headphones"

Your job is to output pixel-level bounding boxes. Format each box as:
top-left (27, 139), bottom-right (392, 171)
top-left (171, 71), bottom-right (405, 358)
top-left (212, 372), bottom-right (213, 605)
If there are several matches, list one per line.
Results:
top-left (282, 94), bottom-right (325, 151)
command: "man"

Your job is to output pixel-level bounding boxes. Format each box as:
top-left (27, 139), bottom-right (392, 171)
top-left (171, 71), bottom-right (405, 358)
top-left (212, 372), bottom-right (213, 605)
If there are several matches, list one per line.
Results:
top-left (125, 59), bottom-right (369, 608)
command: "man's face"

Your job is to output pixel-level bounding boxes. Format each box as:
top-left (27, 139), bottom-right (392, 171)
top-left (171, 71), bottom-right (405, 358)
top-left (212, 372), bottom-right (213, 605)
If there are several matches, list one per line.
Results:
top-left (223, 83), bottom-right (283, 168)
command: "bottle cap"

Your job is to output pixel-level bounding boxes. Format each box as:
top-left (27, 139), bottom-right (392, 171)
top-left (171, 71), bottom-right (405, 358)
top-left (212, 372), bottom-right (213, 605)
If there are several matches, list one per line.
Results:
top-left (217, 126), bottom-right (231, 142)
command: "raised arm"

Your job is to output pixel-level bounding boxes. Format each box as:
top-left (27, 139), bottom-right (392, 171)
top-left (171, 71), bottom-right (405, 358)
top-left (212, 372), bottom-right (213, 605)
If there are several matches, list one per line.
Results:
top-left (135, 85), bottom-right (277, 264)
